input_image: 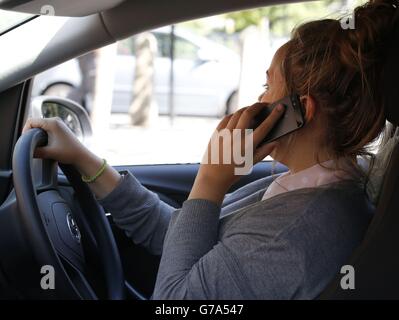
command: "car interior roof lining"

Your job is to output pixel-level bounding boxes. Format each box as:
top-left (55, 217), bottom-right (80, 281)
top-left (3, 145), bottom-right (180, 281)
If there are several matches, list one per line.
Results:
top-left (0, 0), bottom-right (304, 92)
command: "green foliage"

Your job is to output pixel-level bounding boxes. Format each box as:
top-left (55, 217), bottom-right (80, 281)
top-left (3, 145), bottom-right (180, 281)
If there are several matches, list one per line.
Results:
top-left (180, 0), bottom-right (368, 38)
top-left (225, 0), bottom-right (338, 36)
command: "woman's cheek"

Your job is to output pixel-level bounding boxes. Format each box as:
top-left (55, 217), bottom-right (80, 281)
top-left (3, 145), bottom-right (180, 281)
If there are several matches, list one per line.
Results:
top-left (259, 94), bottom-right (268, 103)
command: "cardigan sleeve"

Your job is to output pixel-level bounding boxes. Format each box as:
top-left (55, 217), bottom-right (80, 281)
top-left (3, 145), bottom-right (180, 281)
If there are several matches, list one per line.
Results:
top-left (98, 171), bottom-right (176, 255)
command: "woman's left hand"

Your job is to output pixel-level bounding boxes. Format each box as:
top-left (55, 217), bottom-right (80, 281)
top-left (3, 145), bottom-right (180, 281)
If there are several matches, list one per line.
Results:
top-left (188, 102), bottom-right (285, 205)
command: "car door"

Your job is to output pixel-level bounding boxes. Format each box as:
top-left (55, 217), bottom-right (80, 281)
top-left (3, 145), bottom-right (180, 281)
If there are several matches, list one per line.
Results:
top-left (113, 37), bottom-right (136, 113)
top-left (112, 32), bottom-right (174, 115)
top-left (153, 30), bottom-right (236, 117)
top-left (172, 34), bottom-right (222, 117)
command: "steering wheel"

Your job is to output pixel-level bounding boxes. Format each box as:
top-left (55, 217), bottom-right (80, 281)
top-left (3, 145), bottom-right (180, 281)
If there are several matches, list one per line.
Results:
top-left (12, 128), bottom-right (126, 299)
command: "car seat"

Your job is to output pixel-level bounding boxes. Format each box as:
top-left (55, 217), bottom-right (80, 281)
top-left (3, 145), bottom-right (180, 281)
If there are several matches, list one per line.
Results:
top-left (318, 18), bottom-right (399, 299)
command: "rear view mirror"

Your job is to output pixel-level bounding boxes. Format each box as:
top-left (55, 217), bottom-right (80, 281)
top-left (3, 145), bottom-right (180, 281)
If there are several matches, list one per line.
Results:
top-left (31, 96), bottom-right (92, 141)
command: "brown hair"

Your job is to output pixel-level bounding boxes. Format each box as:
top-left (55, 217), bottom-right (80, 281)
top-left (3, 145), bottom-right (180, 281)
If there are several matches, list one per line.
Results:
top-left (276, 0), bottom-right (399, 192)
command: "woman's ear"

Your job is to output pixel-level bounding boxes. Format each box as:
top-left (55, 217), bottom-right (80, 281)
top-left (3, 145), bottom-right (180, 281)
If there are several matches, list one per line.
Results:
top-left (300, 95), bottom-right (317, 122)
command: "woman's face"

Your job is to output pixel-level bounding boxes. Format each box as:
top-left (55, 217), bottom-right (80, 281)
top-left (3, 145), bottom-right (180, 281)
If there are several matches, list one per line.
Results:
top-left (257, 45), bottom-right (292, 162)
top-left (258, 46), bottom-right (286, 104)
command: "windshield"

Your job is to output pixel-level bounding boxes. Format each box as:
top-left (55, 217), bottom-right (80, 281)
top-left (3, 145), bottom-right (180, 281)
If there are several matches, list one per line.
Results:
top-left (0, 9), bottom-right (34, 34)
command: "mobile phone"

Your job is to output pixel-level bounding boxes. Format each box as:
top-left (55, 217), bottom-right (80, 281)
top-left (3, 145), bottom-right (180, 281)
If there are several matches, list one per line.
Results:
top-left (251, 94), bottom-right (305, 145)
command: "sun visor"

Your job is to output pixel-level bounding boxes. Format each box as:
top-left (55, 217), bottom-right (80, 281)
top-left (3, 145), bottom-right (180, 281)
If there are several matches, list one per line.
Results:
top-left (0, 0), bottom-right (125, 17)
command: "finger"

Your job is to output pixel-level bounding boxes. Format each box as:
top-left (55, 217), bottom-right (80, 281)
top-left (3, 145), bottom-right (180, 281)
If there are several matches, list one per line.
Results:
top-left (226, 107), bottom-right (247, 129)
top-left (22, 118), bottom-right (47, 134)
top-left (236, 102), bottom-right (269, 129)
top-left (22, 118), bottom-right (34, 134)
top-left (253, 104), bottom-right (285, 146)
top-left (253, 141), bottom-right (278, 164)
top-left (216, 114), bottom-right (234, 131)
top-left (33, 146), bottom-right (49, 159)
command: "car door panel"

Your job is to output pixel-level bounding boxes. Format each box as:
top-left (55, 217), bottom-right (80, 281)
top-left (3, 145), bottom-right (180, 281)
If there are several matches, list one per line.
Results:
top-left (119, 160), bottom-right (287, 206)
top-left (58, 160), bottom-right (287, 209)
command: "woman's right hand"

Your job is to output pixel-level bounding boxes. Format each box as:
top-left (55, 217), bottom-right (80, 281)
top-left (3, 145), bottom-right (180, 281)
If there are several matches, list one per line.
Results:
top-left (22, 117), bottom-right (91, 166)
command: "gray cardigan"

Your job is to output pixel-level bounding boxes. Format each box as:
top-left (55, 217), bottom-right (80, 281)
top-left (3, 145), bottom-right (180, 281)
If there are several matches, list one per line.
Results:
top-left (98, 170), bottom-right (374, 300)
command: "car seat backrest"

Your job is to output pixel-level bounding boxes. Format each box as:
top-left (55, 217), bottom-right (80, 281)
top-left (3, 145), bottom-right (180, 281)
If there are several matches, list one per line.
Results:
top-left (360, 124), bottom-right (399, 206)
top-left (318, 16), bottom-right (399, 299)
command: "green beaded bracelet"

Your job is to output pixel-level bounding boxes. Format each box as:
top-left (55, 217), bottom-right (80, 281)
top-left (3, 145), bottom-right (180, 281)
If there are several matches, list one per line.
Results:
top-left (81, 159), bottom-right (107, 183)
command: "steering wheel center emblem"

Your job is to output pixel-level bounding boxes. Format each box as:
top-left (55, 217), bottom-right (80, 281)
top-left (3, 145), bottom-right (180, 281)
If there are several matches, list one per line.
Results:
top-left (66, 212), bottom-right (81, 243)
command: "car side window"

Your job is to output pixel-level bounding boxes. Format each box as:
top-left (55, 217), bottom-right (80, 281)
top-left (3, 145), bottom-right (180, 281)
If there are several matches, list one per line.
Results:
top-left (117, 37), bottom-right (135, 56)
top-left (153, 33), bottom-right (171, 58)
top-left (116, 33), bottom-right (173, 59)
top-left (31, 3), bottom-right (350, 166)
top-left (174, 37), bottom-right (199, 60)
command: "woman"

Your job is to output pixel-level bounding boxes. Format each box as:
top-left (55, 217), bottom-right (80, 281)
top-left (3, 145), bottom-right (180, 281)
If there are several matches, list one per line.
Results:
top-left (23, 0), bottom-right (398, 299)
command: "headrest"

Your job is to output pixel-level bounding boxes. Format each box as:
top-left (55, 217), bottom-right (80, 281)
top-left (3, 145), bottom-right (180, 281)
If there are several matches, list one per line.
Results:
top-left (362, 125), bottom-right (399, 205)
top-left (382, 20), bottom-right (399, 126)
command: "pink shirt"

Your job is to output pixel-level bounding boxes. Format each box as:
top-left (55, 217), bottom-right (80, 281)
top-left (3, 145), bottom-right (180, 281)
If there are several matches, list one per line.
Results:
top-left (261, 159), bottom-right (356, 201)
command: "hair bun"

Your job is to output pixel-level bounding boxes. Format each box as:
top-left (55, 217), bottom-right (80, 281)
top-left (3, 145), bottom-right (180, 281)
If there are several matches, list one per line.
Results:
top-left (349, 0), bottom-right (399, 52)
top-left (336, 0), bottom-right (399, 77)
